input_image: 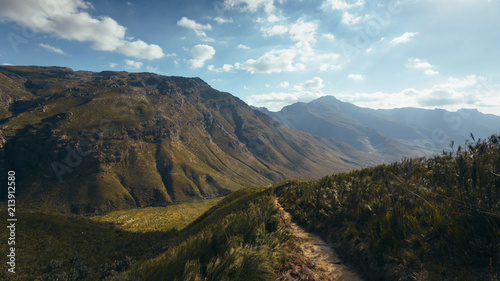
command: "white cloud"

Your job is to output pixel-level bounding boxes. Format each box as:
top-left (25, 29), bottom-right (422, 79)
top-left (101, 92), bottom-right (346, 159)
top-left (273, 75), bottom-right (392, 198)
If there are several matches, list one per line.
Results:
top-left (1, 63), bottom-right (13, 66)
top-left (425, 69), bottom-right (439, 76)
top-left (124, 59), bottom-right (143, 69)
top-left (406, 58), bottom-right (433, 69)
top-left (39, 43), bottom-right (67, 55)
top-left (0, 0), bottom-right (164, 60)
top-left (188, 44), bottom-right (215, 69)
top-left (390, 32), bottom-right (419, 45)
top-left (237, 44), bottom-right (251, 50)
top-left (108, 62), bottom-right (118, 68)
top-left (213, 17), bottom-right (233, 24)
top-left (300, 77), bottom-right (324, 90)
top-left (265, 13), bottom-right (284, 23)
top-left (348, 74), bottom-right (365, 80)
top-left (177, 17), bottom-right (212, 38)
top-left (116, 40), bottom-right (164, 59)
top-left (236, 48), bottom-right (305, 74)
top-left (322, 0), bottom-right (364, 11)
top-left (208, 64), bottom-right (234, 72)
top-left (280, 81), bottom-right (289, 88)
top-left (407, 58), bottom-right (439, 75)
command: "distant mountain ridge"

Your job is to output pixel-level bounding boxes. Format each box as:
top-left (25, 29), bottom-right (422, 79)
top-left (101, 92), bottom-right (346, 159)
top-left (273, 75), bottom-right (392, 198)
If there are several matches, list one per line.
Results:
top-left (256, 96), bottom-right (500, 160)
top-left (0, 66), bottom-right (375, 214)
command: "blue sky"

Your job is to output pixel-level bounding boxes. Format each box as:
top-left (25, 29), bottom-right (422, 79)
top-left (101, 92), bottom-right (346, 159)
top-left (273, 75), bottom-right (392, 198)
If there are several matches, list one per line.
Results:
top-left (1, 0), bottom-right (499, 114)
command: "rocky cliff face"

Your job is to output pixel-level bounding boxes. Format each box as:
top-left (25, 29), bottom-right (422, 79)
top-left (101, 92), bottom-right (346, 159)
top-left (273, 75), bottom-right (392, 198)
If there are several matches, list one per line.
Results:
top-left (0, 66), bottom-right (374, 214)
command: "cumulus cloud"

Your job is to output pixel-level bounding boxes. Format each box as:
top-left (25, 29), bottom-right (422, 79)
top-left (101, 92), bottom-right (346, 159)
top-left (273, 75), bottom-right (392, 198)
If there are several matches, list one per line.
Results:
top-left (189, 44), bottom-right (215, 69)
top-left (124, 59), bottom-right (143, 69)
top-left (39, 43), bottom-right (67, 55)
top-left (336, 75), bottom-right (497, 112)
top-left (236, 48), bottom-right (305, 74)
top-left (348, 74), bottom-right (365, 80)
top-left (390, 32), bottom-right (419, 45)
top-left (322, 0), bottom-right (364, 11)
top-left (177, 17), bottom-right (212, 38)
top-left (0, 0), bottom-right (164, 60)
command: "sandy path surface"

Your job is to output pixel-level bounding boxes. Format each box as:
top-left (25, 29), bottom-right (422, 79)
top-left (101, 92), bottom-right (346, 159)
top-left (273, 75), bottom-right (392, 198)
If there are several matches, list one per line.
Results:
top-left (275, 198), bottom-right (364, 281)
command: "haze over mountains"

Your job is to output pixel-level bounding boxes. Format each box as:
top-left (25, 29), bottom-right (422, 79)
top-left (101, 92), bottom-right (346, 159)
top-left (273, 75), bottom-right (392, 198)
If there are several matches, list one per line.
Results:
top-left (257, 95), bottom-right (500, 162)
top-left (0, 66), bottom-right (373, 214)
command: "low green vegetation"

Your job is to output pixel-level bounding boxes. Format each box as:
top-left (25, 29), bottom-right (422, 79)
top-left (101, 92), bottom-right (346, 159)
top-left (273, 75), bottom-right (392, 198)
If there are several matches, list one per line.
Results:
top-left (92, 197), bottom-right (222, 232)
top-left (275, 134), bottom-right (500, 280)
top-left (117, 187), bottom-right (288, 281)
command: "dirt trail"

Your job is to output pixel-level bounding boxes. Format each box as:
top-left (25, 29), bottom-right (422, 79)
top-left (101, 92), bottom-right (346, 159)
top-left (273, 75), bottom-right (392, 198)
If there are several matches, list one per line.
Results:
top-left (275, 197), bottom-right (364, 281)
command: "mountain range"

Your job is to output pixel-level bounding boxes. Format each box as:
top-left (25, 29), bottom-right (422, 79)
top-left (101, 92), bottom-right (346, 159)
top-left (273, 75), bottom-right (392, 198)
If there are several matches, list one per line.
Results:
top-left (0, 66), bottom-right (373, 214)
top-left (256, 95), bottom-right (500, 161)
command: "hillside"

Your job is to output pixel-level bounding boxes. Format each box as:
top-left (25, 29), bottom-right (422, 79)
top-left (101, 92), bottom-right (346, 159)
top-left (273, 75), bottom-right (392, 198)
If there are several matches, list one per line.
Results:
top-left (0, 66), bottom-right (375, 214)
top-left (275, 134), bottom-right (500, 280)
